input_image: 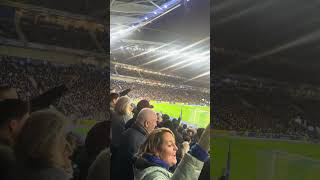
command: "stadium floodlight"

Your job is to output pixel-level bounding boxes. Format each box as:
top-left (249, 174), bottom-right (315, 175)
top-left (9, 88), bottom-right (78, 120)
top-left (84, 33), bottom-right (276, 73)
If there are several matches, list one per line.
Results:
top-left (185, 71), bottom-right (210, 82)
top-left (125, 41), bottom-right (177, 61)
top-left (110, 23), bottom-right (141, 43)
top-left (154, 11), bottom-right (157, 14)
top-left (144, 17), bottom-right (148, 20)
top-left (168, 50), bottom-right (179, 56)
top-left (160, 57), bottom-right (190, 71)
top-left (168, 53), bottom-right (210, 72)
top-left (118, 30), bottom-right (126, 35)
top-left (142, 37), bottom-right (209, 66)
top-left (160, 50), bottom-right (208, 71)
top-left (164, 5), bottom-right (168, 8)
top-left (160, 50), bottom-right (206, 71)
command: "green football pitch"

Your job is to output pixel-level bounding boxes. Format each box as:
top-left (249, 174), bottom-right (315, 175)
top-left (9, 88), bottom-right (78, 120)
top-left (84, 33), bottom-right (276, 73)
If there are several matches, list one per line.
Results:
top-left (211, 134), bottom-right (320, 180)
top-left (149, 101), bottom-right (210, 128)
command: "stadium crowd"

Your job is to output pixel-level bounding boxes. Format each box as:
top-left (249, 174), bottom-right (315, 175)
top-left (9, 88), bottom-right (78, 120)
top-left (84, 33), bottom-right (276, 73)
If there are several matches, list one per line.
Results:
top-left (1, 55), bottom-right (210, 180)
top-left (0, 55), bottom-right (108, 119)
top-left (115, 66), bottom-right (141, 78)
top-left (112, 64), bottom-right (185, 84)
top-left (111, 79), bottom-right (209, 105)
top-left (213, 89), bottom-right (320, 139)
top-left (109, 95), bottom-right (210, 180)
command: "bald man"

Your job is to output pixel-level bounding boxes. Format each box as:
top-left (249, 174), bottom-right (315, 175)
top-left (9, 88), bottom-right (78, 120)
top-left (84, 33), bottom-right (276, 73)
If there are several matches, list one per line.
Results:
top-left (111, 108), bottom-right (157, 180)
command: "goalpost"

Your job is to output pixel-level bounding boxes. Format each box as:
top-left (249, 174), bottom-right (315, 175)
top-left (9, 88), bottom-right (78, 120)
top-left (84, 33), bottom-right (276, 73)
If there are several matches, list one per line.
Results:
top-left (256, 150), bottom-right (320, 180)
top-left (193, 109), bottom-right (210, 127)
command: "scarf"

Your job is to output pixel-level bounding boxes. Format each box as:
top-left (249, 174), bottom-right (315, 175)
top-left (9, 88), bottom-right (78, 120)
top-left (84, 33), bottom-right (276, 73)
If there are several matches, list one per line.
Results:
top-left (143, 153), bottom-right (170, 170)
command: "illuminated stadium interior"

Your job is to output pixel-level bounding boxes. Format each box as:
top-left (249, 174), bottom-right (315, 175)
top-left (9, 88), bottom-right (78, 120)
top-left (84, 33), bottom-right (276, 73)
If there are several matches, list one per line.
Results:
top-left (213, 1), bottom-right (320, 180)
top-left (110, 0), bottom-right (210, 89)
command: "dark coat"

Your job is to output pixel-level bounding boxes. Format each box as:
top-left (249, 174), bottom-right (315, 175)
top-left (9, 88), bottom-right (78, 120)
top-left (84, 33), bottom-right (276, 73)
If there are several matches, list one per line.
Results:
top-left (0, 137), bottom-right (15, 180)
top-left (85, 120), bottom-right (111, 158)
top-left (125, 115), bottom-right (137, 130)
top-left (16, 167), bottom-right (72, 180)
top-left (111, 112), bottom-right (131, 150)
top-left (87, 148), bottom-right (111, 180)
top-left (111, 123), bottom-right (148, 180)
top-left (199, 158), bottom-right (210, 180)
top-left (172, 129), bottom-right (184, 145)
top-left (78, 120), bottom-right (110, 180)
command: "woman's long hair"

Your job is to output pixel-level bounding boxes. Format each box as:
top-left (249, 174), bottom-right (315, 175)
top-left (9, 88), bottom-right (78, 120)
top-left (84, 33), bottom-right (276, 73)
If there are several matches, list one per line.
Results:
top-left (137, 128), bottom-right (175, 157)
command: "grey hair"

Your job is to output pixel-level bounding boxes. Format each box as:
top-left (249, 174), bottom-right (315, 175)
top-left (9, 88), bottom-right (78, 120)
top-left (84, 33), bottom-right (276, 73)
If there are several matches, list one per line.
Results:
top-left (15, 109), bottom-right (67, 168)
top-left (135, 108), bottom-right (156, 125)
top-left (114, 96), bottom-right (132, 116)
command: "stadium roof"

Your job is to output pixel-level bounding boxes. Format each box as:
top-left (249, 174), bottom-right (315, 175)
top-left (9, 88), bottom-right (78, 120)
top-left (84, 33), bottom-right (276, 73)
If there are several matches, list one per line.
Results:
top-left (6, 0), bottom-right (107, 20)
top-left (111, 0), bottom-right (210, 88)
top-left (214, 0), bottom-right (320, 86)
top-left (0, 0), bottom-right (108, 66)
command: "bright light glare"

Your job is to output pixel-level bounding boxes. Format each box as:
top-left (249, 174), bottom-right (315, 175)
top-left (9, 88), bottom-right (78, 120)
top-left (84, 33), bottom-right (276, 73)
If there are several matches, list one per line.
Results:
top-left (185, 71), bottom-right (210, 82)
top-left (141, 37), bottom-right (209, 66)
top-left (110, 25), bottom-right (138, 43)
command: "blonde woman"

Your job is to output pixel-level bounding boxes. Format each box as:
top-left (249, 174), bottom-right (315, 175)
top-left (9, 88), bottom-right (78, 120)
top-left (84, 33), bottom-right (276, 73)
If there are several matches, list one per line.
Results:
top-left (14, 110), bottom-right (72, 180)
top-left (134, 125), bottom-right (210, 180)
top-left (110, 96), bottom-right (133, 152)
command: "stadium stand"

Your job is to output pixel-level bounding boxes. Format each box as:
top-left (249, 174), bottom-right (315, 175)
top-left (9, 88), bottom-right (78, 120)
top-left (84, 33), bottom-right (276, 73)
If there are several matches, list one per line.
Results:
top-left (0, 1), bottom-right (107, 53)
top-left (0, 6), bottom-right (18, 39)
top-left (0, 55), bottom-right (108, 119)
top-left (111, 79), bottom-right (209, 106)
top-left (20, 19), bottom-right (98, 51)
top-left (213, 81), bottom-right (320, 140)
top-left (0, 1), bottom-right (211, 180)
top-left (0, 1), bottom-right (112, 180)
